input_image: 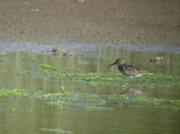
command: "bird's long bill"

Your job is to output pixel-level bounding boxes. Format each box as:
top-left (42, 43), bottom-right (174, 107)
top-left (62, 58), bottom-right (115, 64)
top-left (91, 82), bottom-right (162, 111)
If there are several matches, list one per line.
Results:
top-left (108, 61), bottom-right (117, 68)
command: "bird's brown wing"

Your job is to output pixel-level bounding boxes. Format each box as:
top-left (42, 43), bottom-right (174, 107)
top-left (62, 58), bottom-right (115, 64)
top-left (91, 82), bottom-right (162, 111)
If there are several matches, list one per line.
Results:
top-left (123, 64), bottom-right (147, 76)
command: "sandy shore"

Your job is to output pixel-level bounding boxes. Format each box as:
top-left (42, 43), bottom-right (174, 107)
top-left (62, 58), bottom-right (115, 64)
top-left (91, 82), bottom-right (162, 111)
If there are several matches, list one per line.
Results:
top-left (0, 0), bottom-right (180, 46)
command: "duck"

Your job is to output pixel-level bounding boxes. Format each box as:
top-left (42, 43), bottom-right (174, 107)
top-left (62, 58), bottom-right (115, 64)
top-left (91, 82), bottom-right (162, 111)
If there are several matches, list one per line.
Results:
top-left (51, 47), bottom-right (65, 56)
top-left (108, 58), bottom-right (150, 77)
top-left (51, 47), bottom-right (75, 57)
top-left (150, 56), bottom-right (165, 63)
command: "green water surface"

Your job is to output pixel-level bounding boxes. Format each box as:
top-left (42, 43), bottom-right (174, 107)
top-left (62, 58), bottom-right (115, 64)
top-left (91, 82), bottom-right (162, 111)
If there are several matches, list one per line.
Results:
top-left (0, 45), bottom-right (180, 134)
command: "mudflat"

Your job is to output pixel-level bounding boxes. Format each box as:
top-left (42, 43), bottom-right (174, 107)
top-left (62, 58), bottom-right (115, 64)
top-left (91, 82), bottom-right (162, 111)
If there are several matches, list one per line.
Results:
top-left (0, 0), bottom-right (179, 46)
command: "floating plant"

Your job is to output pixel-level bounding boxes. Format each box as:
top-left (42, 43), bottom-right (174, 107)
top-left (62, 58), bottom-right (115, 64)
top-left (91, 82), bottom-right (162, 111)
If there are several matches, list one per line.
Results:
top-left (0, 89), bottom-right (179, 110)
top-left (36, 63), bottom-right (180, 90)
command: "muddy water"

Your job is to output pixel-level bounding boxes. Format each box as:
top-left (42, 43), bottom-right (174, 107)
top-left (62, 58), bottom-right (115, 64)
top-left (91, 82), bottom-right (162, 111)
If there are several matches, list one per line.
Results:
top-left (0, 43), bottom-right (180, 134)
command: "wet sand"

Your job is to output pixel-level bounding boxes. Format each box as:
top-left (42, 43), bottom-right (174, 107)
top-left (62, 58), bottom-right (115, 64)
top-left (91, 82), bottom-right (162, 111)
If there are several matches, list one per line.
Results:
top-left (0, 0), bottom-right (180, 46)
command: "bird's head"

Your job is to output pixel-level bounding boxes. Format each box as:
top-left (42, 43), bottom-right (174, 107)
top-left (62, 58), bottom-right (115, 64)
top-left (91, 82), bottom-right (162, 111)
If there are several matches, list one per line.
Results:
top-left (108, 58), bottom-right (125, 67)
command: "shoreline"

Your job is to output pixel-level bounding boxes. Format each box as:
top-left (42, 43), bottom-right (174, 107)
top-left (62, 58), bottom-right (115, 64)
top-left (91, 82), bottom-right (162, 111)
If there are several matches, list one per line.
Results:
top-left (0, 41), bottom-right (180, 54)
top-left (0, 0), bottom-right (180, 46)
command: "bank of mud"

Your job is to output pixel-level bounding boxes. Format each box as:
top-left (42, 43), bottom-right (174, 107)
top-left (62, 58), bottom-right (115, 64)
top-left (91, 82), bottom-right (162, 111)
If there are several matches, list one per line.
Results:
top-left (0, 0), bottom-right (180, 46)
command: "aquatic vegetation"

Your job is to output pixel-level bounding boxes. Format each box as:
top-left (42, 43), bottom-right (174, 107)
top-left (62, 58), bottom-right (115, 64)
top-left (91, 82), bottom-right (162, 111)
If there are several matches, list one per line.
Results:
top-left (1, 44), bottom-right (180, 134)
top-left (36, 63), bottom-right (180, 90)
top-left (0, 89), bottom-right (28, 97)
top-left (0, 89), bottom-right (180, 110)
top-left (1, 56), bottom-right (180, 111)
top-left (38, 64), bottom-right (56, 74)
top-left (127, 75), bottom-right (180, 90)
top-left (0, 55), bottom-right (14, 62)
top-left (40, 128), bottom-right (73, 134)
top-left (0, 107), bottom-right (33, 112)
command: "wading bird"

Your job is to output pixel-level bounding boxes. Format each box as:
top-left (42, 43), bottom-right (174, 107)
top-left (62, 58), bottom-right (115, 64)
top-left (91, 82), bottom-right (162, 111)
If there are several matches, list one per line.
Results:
top-left (108, 58), bottom-right (150, 77)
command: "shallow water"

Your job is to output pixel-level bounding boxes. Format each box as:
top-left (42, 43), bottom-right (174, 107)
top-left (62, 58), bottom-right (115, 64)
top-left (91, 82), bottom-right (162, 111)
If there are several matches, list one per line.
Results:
top-left (0, 43), bottom-right (180, 134)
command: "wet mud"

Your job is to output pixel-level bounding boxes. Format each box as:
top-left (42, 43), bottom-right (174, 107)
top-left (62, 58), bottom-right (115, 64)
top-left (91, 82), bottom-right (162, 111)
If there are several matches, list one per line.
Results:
top-left (0, 0), bottom-right (180, 46)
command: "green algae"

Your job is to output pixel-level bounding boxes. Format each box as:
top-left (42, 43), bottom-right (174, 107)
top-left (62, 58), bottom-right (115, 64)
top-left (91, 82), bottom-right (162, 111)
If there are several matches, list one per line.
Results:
top-left (0, 89), bottom-right (180, 110)
top-left (38, 64), bottom-right (56, 74)
top-left (40, 128), bottom-right (73, 134)
top-left (36, 63), bottom-right (180, 90)
top-left (0, 89), bottom-right (28, 97)
top-left (0, 55), bottom-right (14, 62)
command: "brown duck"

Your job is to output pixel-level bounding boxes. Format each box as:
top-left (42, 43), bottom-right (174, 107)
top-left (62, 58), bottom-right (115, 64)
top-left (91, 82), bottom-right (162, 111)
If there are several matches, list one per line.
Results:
top-left (150, 56), bottom-right (165, 63)
top-left (51, 47), bottom-right (75, 57)
top-left (51, 47), bottom-right (65, 56)
top-left (108, 58), bottom-right (150, 77)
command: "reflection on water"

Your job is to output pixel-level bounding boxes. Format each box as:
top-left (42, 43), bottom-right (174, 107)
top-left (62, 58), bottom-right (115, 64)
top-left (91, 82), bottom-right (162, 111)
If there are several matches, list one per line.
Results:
top-left (0, 44), bottom-right (180, 134)
top-left (0, 100), bottom-right (179, 134)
